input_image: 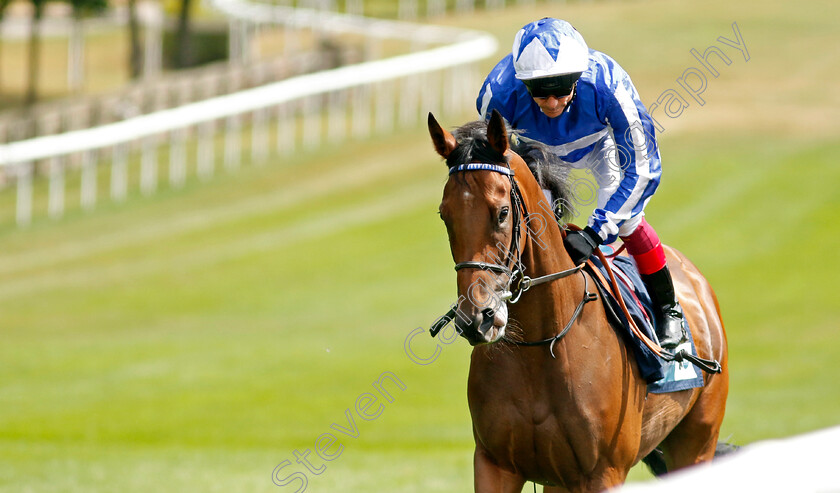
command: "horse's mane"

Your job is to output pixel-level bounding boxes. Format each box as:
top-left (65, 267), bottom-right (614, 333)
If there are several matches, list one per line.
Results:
top-left (446, 120), bottom-right (577, 221)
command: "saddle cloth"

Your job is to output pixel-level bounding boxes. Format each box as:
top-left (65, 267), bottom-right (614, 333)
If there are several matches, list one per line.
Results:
top-left (586, 253), bottom-right (704, 394)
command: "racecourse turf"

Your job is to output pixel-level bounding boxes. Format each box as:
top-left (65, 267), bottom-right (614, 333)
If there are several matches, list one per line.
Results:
top-left (1, 0), bottom-right (839, 491)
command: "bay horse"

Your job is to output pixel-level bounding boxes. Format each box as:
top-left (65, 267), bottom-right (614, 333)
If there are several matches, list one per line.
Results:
top-left (428, 110), bottom-right (729, 492)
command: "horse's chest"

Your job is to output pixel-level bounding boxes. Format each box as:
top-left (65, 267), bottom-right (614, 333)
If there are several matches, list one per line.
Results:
top-left (468, 365), bottom-right (600, 481)
top-left (469, 381), bottom-right (571, 457)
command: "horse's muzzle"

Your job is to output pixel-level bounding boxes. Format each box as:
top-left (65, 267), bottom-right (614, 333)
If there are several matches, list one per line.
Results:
top-left (454, 302), bottom-right (508, 345)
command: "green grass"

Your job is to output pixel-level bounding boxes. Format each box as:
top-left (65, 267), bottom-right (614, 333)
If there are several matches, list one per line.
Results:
top-left (1, 0), bottom-right (840, 491)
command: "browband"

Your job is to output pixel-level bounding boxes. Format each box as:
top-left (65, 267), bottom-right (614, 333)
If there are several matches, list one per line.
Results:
top-left (448, 163), bottom-right (514, 176)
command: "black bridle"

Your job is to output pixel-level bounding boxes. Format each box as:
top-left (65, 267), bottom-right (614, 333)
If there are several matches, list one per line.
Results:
top-left (431, 162), bottom-right (596, 356)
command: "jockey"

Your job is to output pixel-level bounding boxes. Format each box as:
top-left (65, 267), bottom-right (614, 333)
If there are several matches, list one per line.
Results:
top-left (476, 17), bottom-right (686, 349)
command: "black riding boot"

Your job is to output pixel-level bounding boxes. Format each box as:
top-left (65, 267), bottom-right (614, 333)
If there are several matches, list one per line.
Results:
top-left (640, 265), bottom-right (687, 350)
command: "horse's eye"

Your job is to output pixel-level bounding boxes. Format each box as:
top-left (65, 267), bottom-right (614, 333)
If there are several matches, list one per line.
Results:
top-left (498, 206), bottom-right (510, 223)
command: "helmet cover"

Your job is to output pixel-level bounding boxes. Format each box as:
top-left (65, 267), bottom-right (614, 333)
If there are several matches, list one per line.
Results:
top-left (513, 18), bottom-right (589, 80)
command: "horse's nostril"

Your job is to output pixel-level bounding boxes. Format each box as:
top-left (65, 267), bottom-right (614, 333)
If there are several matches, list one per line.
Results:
top-left (479, 309), bottom-right (495, 335)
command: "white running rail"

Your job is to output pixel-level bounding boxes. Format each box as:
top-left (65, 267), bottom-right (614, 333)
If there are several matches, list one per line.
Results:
top-left (0, 0), bottom-right (497, 226)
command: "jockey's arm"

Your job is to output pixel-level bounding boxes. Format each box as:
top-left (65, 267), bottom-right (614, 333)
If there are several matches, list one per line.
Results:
top-left (587, 85), bottom-right (662, 244)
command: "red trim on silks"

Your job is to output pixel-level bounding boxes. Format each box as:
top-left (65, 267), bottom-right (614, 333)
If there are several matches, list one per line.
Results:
top-left (621, 219), bottom-right (667, 275)
top-left (622, 218), bottom-right (660, 255)
top-left (631, 244), bottom-right (667, 275)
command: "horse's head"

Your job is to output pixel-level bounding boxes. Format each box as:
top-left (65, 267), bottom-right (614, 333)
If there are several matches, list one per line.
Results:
top-left (429, 110), bottom-right (525, 345)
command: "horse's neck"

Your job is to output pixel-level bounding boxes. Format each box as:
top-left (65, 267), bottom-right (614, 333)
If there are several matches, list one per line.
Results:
top-left (508, 151), bottom-right (583, 340)
top-left (512, 169), bottom-right (584, 341)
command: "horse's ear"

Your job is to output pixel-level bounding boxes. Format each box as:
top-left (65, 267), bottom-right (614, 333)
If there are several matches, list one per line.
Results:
top-left (487, 109), bottom-right (509, 155)
top-left (428, 112), bottom-right (457, 159)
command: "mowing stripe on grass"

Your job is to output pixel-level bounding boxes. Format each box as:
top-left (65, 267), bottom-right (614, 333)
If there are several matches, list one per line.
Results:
top-left (0, 177), bottom-right (440, 301)
top-left (0, 145), bottom-right (438, 279)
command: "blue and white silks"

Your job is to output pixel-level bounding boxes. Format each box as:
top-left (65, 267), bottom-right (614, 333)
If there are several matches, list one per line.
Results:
top-left (477, 50), bottom-right (662, 245)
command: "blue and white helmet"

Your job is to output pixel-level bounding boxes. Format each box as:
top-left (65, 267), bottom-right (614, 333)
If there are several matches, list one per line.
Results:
top-left (512, 18), bottom-right (589, 80)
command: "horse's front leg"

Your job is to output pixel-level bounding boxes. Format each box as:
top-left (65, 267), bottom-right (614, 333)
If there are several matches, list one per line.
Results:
top-left (474, 447), bottom-right (526, 493)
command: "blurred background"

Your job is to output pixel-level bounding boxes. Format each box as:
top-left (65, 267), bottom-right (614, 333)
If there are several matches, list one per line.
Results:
top-left (0, 0), bottom-right (838, 491)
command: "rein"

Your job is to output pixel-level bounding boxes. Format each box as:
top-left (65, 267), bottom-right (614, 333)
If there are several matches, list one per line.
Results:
top-left (507, 271), bottom-right (598, 358)
top-left (431, 161), bottom-right (721, 374)
top-left (585, 245), bottom-right (722, 374)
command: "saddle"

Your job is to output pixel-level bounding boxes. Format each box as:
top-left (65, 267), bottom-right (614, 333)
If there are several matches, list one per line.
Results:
top-left (585, 250), bottom-right (712, 393)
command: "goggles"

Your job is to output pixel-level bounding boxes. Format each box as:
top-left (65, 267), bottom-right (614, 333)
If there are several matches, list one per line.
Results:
top-left (521, 72), bottom-right (582, 98)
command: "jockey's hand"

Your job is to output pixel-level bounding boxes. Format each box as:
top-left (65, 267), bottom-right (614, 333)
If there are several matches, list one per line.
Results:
top-left (563, 226), bottom-right (602, 265)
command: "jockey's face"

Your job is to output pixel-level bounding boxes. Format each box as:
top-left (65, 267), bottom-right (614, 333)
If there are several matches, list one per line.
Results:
top-left (533, 94), bottom-right (574, 118)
